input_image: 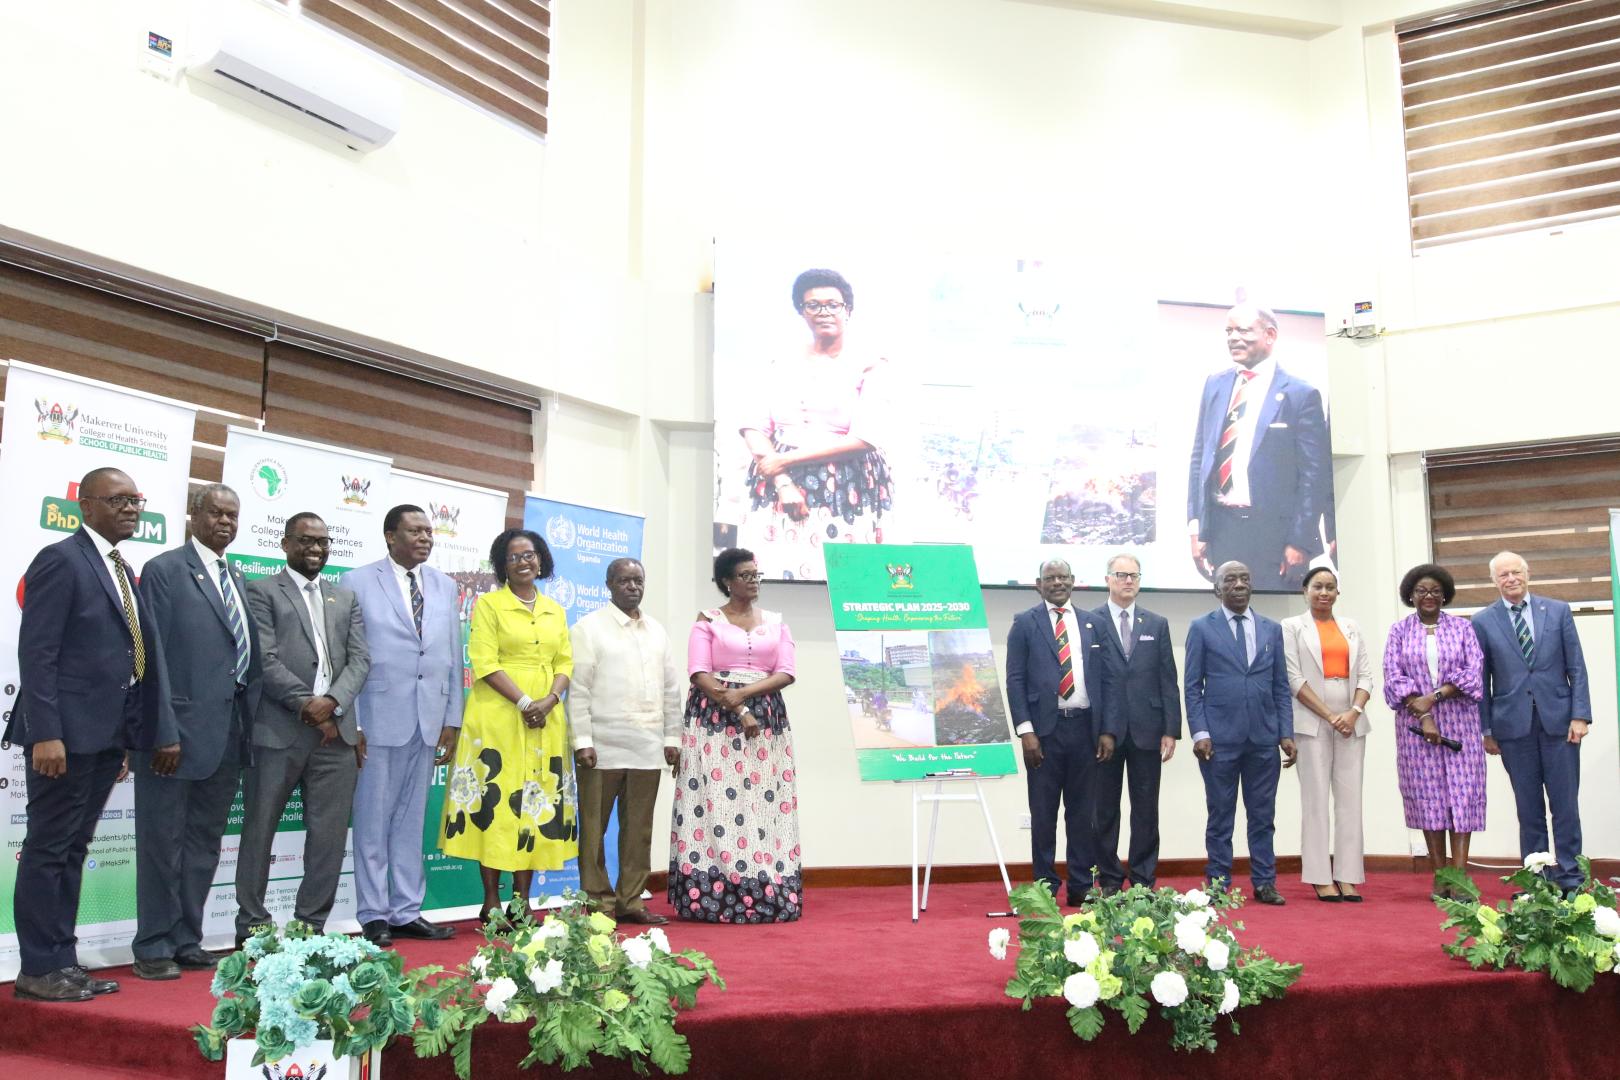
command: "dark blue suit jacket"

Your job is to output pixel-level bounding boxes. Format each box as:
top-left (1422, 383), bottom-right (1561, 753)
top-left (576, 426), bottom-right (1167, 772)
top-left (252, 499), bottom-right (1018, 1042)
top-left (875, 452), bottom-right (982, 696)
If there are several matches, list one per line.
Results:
top-left (1005, 602), bottom-right (1113, 740)
top-left (8, 528), bottom-right (175, 753)
top-left (1183, 608), bottom-right (1292, 748)
top-left (1471, 596), bottom-right (1591, 740)
top-left (1090, 605), bottom-right (1182, 747)
top-left (1186, 365), bottom-right (1330, 556)
top-left (138, 542), bottom-right (263, 779)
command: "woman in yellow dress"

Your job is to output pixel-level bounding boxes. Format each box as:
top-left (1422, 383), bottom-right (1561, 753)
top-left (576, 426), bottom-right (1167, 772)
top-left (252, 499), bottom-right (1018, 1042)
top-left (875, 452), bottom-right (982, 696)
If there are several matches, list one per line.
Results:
top-left (441, 528), bottom-right (576, 919)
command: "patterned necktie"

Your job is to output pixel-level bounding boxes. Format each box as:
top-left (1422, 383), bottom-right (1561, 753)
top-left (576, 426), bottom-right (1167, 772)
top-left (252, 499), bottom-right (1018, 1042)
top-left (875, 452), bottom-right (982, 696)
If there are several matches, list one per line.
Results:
top-left (109, 550), bottom-right (146, 682)
top-left (1054, 607), bottom-right (1074, 699)
top-left (1510, 603), bottom-right (1534, 666)
top-left (1215, 369), bottom-right (1257, 495)
top-left (218, 559), bottom-right (251, 683)
top-left (408, 568), bottom-right (424, 638)
top-left (1233, 613), bottom-right (1248, 665)
top-left (1119, 608), bottom-right (1133, 658)
top-left (305, 581), bottom-right (332, 680)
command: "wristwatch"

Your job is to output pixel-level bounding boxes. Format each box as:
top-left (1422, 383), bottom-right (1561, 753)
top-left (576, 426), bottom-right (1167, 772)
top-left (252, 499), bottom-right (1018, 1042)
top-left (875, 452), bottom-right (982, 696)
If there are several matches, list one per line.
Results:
top-left (1350, 704), bottom-right (1363, 715)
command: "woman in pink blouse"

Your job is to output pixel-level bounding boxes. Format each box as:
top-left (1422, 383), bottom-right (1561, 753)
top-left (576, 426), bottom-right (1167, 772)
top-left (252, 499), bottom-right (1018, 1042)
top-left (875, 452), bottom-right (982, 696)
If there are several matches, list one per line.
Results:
top-left (668, 548), bottom-right (802, 922)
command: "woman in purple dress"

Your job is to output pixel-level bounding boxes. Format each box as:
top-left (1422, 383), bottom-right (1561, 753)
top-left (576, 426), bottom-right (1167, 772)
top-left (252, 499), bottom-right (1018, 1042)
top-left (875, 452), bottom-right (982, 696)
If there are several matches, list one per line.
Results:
top-left (668, 548), bottom-right (802, 923)
top-left (1382, 564), bottom-right (1486, 895)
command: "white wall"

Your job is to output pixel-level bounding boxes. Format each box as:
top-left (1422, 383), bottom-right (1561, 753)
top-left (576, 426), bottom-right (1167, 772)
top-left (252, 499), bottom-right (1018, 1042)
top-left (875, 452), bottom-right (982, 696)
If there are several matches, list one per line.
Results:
top-left (3, 0), bottom-right (1615, 874)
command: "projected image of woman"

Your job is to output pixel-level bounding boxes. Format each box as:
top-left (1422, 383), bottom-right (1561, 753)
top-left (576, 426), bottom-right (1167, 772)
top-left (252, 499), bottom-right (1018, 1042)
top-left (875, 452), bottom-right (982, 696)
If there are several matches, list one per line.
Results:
top-left (738, 268), bottom-right (894, 579)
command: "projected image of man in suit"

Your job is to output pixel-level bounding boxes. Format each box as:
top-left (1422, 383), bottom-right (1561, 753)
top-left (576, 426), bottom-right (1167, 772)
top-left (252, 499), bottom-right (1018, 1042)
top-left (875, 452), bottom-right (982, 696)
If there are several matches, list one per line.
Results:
top-left (1187, 304), bottom-right (1330, 591)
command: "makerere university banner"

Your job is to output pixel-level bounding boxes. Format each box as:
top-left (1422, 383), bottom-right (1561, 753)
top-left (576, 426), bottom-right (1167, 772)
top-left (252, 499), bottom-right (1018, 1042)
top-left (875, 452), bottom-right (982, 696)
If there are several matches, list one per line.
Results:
top-left (0, 359), bottom-right (197, 981)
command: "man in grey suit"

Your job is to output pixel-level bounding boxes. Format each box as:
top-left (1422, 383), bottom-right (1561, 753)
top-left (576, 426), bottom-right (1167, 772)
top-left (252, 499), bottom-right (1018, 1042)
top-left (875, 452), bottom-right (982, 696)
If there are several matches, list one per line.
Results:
top-left (347, 505), bottom-right (462, 947)
top-left (1090, 554), bottom-right (1181, 892)
top-left (132, 484), bottom-right (263, 979)
top-left (235, 512), bottom-right (370, 940)
top-left (1471, 551), bottom-right (1592, 892)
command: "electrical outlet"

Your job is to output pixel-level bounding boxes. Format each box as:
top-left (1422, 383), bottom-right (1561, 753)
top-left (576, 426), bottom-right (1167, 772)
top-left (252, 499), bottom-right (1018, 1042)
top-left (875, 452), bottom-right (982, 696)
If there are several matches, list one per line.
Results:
top-left (1018, 813), bottom-right (1031, 829)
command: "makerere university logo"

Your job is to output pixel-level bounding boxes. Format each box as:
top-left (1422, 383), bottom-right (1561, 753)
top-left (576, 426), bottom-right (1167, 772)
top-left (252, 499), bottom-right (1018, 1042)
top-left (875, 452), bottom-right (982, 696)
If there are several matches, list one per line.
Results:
top-left (340, 474), bottom-right (372, 508)
top-left (252, 458), bottom-right (288, 501)
top-left (35, 399), bottom-right (79, 444)
top-left (886, 563), bottom-right (915, 590)
top-left (431, 502), bottom-right (461, 537)
top-left (545, 514), bottom-right (576, 551)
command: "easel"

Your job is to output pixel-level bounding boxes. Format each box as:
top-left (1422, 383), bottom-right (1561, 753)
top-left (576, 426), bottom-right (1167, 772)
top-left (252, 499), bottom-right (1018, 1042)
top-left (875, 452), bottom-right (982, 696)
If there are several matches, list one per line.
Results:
top-left (907, 772), bottom-right (1013, 922)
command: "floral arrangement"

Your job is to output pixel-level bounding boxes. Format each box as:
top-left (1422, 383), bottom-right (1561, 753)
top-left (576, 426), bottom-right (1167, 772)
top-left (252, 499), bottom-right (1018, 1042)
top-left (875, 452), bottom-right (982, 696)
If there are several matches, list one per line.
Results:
top-left (413, 897), bottom-right (724, 1077)
top-left (1435, 854), bottom-right (1620, 990)
top-left (193, 921), bottom-right (437, 1066)
top-left (994, 880), bottom-right (1301, 1052)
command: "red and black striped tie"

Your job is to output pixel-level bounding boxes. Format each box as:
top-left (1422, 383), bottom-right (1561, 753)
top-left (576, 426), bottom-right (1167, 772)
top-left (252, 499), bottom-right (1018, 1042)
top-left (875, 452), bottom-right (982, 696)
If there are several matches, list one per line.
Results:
top-left (1215, 369), bottom-right (1257, 495)
top-left (1055, 607), bottom-right (1074, 699)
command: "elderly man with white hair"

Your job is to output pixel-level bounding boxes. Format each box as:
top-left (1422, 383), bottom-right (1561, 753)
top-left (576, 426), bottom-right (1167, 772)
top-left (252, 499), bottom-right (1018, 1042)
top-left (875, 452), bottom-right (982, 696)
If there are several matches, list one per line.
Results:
top-left (1469, 551), bottom-right (1591, 893)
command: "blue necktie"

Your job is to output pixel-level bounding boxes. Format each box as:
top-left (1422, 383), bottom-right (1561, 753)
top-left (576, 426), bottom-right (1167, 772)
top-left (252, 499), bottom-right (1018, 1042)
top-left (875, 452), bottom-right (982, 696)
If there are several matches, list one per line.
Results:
top-left (218, 559), bottom-right (251, 683)
top-left (1233, 614), bottom-right (1248, 665)
top-left (1510, 603), bottom-right (1534, 666)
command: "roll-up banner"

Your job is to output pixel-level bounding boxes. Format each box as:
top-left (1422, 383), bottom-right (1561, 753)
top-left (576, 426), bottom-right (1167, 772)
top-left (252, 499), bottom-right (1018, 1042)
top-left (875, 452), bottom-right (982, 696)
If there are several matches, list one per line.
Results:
top-left (387, 469), bottom-right (511, 916)
top-left (0, 359), bottom-right (198, 981)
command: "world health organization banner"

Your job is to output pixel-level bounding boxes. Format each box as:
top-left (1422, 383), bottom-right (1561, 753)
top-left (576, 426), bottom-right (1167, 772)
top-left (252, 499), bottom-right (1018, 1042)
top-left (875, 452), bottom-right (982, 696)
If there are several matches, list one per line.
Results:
top-left (523, 495), bottom-right (646, 898)
top-left (823, 543), bottom-right (1018, 781)
top-left (388, 469), bottom-right (510, 917)
top-left (0, 359), bottom-right (197, 981)
top-left (202, 427), bottom-right (393, 944)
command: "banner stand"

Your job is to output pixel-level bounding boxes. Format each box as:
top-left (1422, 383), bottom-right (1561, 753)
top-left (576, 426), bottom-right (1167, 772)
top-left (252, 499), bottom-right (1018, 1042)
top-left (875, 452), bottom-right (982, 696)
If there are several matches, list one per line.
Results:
top-left (907, 775), bottom-right (1012, 923)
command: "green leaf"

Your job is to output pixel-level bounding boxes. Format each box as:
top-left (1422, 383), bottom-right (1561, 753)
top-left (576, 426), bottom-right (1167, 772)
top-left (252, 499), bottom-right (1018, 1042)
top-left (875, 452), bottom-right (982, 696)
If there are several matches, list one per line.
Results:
top-left (191, 1024), bottom-right (225, 1062)
top-left (1435, 866), bottom-right (1479, 901)
top-left (1120, 992), bottom-right (1150, 1034)
top-left (1067, 1005), bottom-right (1105, 1041)
top-left (647, 1020), bottom-right (692, 1074)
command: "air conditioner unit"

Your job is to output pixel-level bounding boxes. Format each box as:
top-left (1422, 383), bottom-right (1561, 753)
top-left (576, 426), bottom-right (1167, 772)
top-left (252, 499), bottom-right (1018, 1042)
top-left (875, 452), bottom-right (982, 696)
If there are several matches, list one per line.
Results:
top-left (185, 6), bottom-right (401, 153)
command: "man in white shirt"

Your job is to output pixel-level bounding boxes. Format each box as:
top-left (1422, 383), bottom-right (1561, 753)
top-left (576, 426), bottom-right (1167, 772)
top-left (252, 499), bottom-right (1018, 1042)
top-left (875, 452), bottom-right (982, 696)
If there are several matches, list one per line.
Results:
top-left (570, 558), bottom-right (682, 925)
top-left (1187, 303), bottom-right (1330, 591)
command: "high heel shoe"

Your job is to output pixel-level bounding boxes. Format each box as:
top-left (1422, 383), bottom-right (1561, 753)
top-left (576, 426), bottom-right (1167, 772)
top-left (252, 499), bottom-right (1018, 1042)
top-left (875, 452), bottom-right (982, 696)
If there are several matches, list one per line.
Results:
top-left (1313, 884), bottom-right (1342, 903)
top-left (1335, 882), bottom-right (1363, 903)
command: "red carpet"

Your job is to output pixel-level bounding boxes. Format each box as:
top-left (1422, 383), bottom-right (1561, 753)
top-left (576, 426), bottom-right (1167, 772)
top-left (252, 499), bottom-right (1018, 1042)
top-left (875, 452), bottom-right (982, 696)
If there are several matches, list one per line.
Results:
top-left (2, 872), bottom-right (1616, 1079)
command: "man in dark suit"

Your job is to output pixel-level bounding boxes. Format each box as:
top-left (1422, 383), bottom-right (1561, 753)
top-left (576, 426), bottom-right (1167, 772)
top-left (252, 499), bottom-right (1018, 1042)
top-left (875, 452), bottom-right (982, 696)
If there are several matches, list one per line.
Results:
top-left (131, 483), bottom-right (262, 979)
top-left (8, 467), bottom-right (178, 1002)
top-left (1005, 559), bottom-right (1114, 905)
top-left (1187, 304), bottom-right (1330, 591)
top-left (1184, 561), bottom-right (1296, 904)
top-left (1471, 551), bottom-right (1592, 892)
top-left (235, 512), bottom-right (370, 940)
top-left (1090, 554), bottom-right (1181, 891)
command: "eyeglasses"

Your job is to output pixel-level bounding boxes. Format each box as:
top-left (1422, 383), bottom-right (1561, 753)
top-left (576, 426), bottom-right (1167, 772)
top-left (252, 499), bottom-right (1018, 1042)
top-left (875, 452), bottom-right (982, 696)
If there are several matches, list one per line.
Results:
top-left (83, 495), bottom-right (147, 511)
top-left (288, 536), bottom-right (332, 549)
top-left (1412, 587), bottom-right (1446, 599)
top-left (734, 571), bottom-right (765, 583)
top-left (507, 550), bottom-right (540, 564)
top-left (1109, 572), bottom-right (1141, 582)
top-left (800, 300), bottom-right (847, 315)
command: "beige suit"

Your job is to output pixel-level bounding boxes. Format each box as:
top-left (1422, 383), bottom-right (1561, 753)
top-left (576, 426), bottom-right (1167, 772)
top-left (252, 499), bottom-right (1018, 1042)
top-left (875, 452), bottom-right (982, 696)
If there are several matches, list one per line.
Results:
top-left (1281, 612), bottom-right (1375, 885)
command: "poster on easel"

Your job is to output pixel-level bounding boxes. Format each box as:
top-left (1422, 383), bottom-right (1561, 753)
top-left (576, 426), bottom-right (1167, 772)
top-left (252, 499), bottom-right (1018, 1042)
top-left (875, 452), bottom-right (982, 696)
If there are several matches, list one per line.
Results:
top-left (0, 359), bottom-right (198, 981)
top-left (823, 543), bottom-right (1017, 781)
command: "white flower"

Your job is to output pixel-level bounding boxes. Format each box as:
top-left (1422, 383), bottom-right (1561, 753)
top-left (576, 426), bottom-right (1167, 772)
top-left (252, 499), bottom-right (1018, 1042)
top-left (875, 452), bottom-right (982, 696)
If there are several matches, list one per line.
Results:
top-left (1186, 906), bottom-right (1218, 929)
top-left (1591, 905), bottom-right (1620, 939)
top-left (469, 953), bottom-right (489, 976)
top-left (987, 927), bottom-right (1011, 960)
top-left (484, 976), bottom-right (519, 1017)
top-left (1063, 931), bottom-right (1100, 968)
top-left (1063, 971), bottom-right (1101, 1009)
top-left (622, 935), bottom-right (655, 969)
top-left (529, 958), bottom-right (564, 994)
top-left (1219, 978), bottom-right (1240, 1014)
top-left (1173, 916), bottom-right (1208, 956)
top-left (1613, 941), bottom-right (1620, 970)
top-left (1203, 937), bottom-right (1231, 972)
top-left (1150, 970), bottom-right (1189, 1007)
top-left (1181, 888), bottom-right (1211, 908)
top-left (647, 927), bottom-right (672, 954)
top-left (535, 916), bottom-right (569, 942)
top-left (1523, 851), bottom-right (1556, 873)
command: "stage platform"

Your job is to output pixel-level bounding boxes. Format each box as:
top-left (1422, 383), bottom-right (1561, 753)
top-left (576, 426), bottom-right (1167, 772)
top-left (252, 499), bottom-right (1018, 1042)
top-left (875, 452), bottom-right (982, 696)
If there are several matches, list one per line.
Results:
top-left (2, 871), bottom-right (1616, 1079)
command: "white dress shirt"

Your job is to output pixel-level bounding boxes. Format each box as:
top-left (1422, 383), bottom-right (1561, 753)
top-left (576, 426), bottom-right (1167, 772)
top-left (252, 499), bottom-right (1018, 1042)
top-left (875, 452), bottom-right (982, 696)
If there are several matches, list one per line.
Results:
top-left (85, 525), bottom-right (139, 622)
top-left (1014, 600), bottom-right (1090, 737)
top-left (1191, 605), bottom-right (1257, 744)
top-left (389, 557), bottom-right (421, 631)
top-left (1218, 355), bottom-right (1277, 509)
top-left (1500, 596), bottom-right (1535, 642)
top-left (1106, 599), bottom-right (1137, 652)
top-left (286, 567), bottom-right (332, 697)
top-left (569, 604), bottom-right (683, 770)
top-left (192, 537), bottom-right (246, 614)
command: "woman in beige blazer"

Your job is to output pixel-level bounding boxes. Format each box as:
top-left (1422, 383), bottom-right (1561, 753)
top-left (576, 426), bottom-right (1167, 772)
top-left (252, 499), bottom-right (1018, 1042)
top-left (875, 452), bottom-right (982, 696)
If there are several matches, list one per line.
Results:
top-left (1282, 567), bottom-right (1375, 902)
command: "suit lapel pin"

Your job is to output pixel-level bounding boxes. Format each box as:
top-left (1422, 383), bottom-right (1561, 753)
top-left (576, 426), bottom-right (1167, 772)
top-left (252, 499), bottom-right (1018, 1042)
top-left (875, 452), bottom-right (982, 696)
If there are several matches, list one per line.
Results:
top-left (1275, 392), bottom-right (1284, 402)
top-left (196, 573), bottom-right (205, 581)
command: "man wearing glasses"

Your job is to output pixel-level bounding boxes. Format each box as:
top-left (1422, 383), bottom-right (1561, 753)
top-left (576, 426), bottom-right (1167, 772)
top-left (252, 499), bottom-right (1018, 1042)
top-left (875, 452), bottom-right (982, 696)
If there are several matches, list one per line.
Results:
top-left (1089, 555), bottom-right (1181, 892)
top-left (235, 512), bottom-right (370, 944)
top-left (9, 468), bottom-right (178, 1001)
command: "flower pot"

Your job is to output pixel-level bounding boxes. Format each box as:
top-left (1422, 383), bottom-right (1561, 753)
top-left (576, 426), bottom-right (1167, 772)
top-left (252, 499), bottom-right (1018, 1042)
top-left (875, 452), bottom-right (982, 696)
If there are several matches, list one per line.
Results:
top-left (224, 1037), bottom-right (381, 1079)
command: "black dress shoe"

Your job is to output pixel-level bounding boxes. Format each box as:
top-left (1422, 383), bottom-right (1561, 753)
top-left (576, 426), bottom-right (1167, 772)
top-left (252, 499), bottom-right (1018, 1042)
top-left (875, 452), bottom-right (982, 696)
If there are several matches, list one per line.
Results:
top-left (133, 958), bottom-right (182, 981)
top-left (1253, 883), bottom-right (1287, 906)
top-left (362, 919), bottom-right (394, 947)
top-left (15, 969), bottom-right (94, 1002)
top-left (175, 946), bottom-right (220, 970)
top-left (68, 966), bottom-right (120, 995)
top-left (1097, 884), bottom-right (1123, 898)
top-left (615, 908), bottom-right (669, 926)
top-left (1313, 885), bottom-right (1342, 903)
top-left (390, 917), bottom-right (453, 940)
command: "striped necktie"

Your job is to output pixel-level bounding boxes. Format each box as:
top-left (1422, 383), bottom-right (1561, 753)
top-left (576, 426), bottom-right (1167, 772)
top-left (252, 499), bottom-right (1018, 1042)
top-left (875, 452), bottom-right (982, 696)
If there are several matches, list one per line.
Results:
top-left (109, 550), bottom-right (146, 682)
top-left (1510, 603), bottom-right (1534, 666)
top-left (1054, 607), bottom-right (1074, 699)
top-left (218, 559), bottom-right (251, 683)
top-left (1215, 369), bottom-right (1256, 495)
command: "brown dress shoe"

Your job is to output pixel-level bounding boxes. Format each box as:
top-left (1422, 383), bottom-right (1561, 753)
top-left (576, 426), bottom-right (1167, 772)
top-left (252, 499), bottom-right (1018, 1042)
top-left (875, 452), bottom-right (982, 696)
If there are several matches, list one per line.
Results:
top-left (15, 969), bottom-right (94, 1002)
top-left (134, 958), bottom-right (182, 980)
top-left (615, 908), bottom-right (669, 926)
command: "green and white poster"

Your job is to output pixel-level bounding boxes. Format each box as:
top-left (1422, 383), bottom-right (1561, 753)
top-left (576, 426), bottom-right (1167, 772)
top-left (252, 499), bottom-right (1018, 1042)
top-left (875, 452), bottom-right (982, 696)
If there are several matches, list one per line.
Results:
top-left (824, 543), bottom-right (1017, 781)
